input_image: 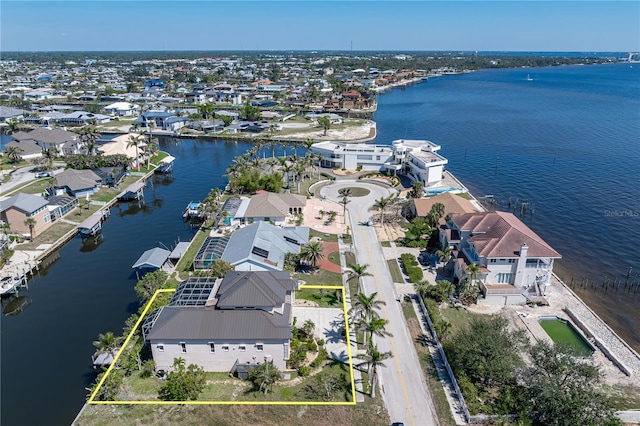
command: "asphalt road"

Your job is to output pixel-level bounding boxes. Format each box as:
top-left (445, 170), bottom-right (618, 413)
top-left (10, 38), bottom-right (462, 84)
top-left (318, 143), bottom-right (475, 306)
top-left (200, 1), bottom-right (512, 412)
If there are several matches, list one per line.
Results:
top-left (321, 180), bottom-right (438, 426)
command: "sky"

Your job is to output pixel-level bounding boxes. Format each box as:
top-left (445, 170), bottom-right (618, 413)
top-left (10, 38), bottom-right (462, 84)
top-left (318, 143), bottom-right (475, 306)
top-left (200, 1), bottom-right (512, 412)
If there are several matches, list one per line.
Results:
top-left (1, 1), bottom-right (638, 52)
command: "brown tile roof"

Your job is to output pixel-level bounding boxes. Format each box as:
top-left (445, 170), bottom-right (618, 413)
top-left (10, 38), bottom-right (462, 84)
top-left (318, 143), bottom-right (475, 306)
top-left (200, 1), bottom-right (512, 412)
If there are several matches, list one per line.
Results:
top-left (452, 211), bottom-right (561, 259)
top-left (243, 192), bottom-right (306, 218)
top-left (412, 192), bottom-right (478, 218)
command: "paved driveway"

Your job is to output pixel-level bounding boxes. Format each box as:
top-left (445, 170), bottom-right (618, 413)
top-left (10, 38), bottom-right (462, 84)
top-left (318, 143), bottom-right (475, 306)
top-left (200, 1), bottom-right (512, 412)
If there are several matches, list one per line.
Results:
top-left (320, 180), bottom-right (438, 426)
top-left (292, 306), bottom-right (349, 363)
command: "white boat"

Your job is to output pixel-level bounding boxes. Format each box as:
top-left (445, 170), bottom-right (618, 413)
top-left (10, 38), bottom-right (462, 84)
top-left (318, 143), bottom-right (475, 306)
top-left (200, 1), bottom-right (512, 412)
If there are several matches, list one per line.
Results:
top-left (182, 202), bottom-right (201, 219)
top-left (526, 74), bottom-right (534, 81)
top-left (0, 276), bottom-right (20, 296)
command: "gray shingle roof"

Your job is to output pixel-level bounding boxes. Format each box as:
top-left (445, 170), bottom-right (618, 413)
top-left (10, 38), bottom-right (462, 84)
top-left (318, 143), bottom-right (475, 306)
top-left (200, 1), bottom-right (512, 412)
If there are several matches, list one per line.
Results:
top-left (242, 192), bottom-right (306, 218)
top-left (216, 271), bottom-right (296, 308)
top-left (0, 193), bottom-right (48, 214)
top-left (4, 140), bottom-right (43, 156)
top-left (15, 128), bottom-right (78, 145)
top-left (55, 169), bottom-right (101, 192)
top-left (132, 247), bottom-right (171, 269)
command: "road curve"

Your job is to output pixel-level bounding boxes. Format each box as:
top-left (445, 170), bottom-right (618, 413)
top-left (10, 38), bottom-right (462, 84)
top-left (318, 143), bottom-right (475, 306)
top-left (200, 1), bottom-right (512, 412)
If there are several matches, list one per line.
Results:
top-left (321, 180), bottom-right (439, 426)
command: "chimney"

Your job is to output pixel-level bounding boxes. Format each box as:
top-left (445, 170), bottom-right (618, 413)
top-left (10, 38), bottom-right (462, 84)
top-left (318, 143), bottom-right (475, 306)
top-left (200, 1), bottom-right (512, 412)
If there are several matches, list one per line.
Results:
top-left (520, 243), bottom-right (529, 259)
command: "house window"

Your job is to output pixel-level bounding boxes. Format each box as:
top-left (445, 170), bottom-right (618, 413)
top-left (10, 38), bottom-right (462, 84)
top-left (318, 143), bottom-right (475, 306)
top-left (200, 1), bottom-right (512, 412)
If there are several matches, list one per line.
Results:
top-left (222, 345), bottom-right (230, 352)
top-left (157, 344), bottom-right (164, 352)
top-left (209, 342), bottom-right (215, 353)
top-left (239, 345), bottom-right (246, 352)
top-left (256, 344), bottom-right (264, 352)
top-left (508, 259), bottom-right (516, 264)
top-left (180, 342), bottom-right (187, 353)
top-left (490, 259), bottom-right (496, 263)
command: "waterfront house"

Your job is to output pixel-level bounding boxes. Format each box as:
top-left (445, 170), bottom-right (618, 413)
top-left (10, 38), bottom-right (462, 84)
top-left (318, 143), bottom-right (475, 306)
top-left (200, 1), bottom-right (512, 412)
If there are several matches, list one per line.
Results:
top-left (52, 169), bottom-right (102, 197)
top-left (233, 192), bottom-right (306, 226)
top-left (383, 139), bottom-right (448, 187)
top-left (216, 222), bottom-right (309, 272)
top-left (0, 193), bottom-right (52, 238)
top-left (441, 211), bottom-right (561, 305)
top-left (143, 271), bottom-right (298, 373)
top-left (409, 192), bottom-right (480, 221)
top-left (10, 128), bottom-right (81, 156)
top-left (3, 139), bottom-right (43, 161)
top-left (104, 102), bottom-right (140, 117)
top-left (0, 106), bottom-right (29, 122)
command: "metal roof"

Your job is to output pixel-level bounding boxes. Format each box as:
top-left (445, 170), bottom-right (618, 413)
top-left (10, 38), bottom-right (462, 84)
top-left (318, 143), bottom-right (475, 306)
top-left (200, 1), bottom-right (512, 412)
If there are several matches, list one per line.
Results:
top-left (169, 241), bottom-right (191, 260)
top-left (132, 247), bottom-right (170, 269)
top-left (0, 193), bottom-right (49, 214)
top-left (77, 213), bottom-right (102, 233)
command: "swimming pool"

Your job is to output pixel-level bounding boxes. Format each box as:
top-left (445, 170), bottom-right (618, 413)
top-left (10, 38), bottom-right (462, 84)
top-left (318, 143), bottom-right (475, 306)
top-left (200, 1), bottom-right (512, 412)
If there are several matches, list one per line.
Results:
top-left (424, 187), bottom-right (463, 195)
top-left (538, 316), bottom-right (595, 356)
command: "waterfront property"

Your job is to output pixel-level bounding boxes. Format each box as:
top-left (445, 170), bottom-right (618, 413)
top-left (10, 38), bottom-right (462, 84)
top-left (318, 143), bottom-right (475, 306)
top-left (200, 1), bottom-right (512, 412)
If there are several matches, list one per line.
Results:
top-left (441, 211), bottom-right (561, 305)
top-left (9, 127), bottom-right (83, 156)
top-left (309, 138), bottom-right (448, 187)
top-left (220, 222), bottom-right (309, 272)
top-left (0, 193), bottom-right (52, 237)
top-left (409, 192), bottom-right (480, 221)
top-left (232, 192), bottom-right (306, 226)
top-left (143, 271), bottom-right (298, 373)
top-left (132, 247), bottom-right (172, 274)
top-left (52, 169), bottom-right (102, 197)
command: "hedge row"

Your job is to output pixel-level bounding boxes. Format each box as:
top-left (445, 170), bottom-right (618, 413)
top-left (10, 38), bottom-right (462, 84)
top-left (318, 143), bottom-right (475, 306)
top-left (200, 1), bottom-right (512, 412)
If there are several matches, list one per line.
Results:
top-left (400, 253), bottom-right (423, 282)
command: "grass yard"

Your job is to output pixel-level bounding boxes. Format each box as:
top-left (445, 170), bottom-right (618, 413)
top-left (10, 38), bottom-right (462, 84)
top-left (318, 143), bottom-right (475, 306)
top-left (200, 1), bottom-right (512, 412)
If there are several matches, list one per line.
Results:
top-left (295, 287), bottom-right (342, 308)
top-left (18, 222), bottom-right (75, 250)
top-left (92, 176), bottom-right (141, 202)
top-left (343, 252), bottom-right (359, 297)
top-left (604, 384), bottom-right (640, 410)
top-left (5, 178), bottom-right (52, 196)
top-left (387, 259), bottom-right (404, 284)
top-left (439, 305), bottom-right (481, 336)
top-left (309, 228), bottom-right (338, 243)
top-left (401, 300), bottom-right (457, 426)
top-left (294, 269), bottom-right (342, 287)
top-left (175, 229), bottom-right (208, 276)
top-left (337, 187), bottom-right (370, 197)
top-left (328, 251), bottom-right (341, 267)
top-left (380, 241), bottom-right (391, 247)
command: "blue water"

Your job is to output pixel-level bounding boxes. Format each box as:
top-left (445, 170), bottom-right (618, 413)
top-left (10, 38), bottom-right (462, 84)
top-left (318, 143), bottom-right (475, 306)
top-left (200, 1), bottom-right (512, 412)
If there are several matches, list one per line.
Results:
top-left (374, 63), bottom-right (640, 348)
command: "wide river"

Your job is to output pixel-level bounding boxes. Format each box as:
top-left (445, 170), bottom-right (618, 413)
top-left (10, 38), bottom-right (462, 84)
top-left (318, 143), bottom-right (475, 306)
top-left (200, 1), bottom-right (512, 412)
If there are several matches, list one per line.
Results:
top-left (1, 62), bottom-right (638, 426)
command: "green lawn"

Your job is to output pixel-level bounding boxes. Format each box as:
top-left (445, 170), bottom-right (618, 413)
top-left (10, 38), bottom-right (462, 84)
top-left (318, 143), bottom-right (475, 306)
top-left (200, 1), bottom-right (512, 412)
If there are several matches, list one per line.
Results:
top-left (343, 252), bottom-right (358, 296)
top-left (387, 259), bottom-right (404, 284)
top-left (295, 288), bottom-right (342, 308)
top-left (18, 222), bottom-right (75, 250)
top-left (337, 187), bottom-right (370, 197)
top-left (380, 241), bottom-right (391, 247)
top-left (5, 178), bottom-right (51, 196)
top-left (439, 305), bottom-right (481, 336)
top-left (175, 229), bottom-right (209, 275)
top-left (604, 384), bottom-right (640, 410)
top-left (328, 251), bottom-right (341, 267)
top-left (294, 268), bottom-right (342, 286)
top-left (309, 228), bottom-right (338, 243)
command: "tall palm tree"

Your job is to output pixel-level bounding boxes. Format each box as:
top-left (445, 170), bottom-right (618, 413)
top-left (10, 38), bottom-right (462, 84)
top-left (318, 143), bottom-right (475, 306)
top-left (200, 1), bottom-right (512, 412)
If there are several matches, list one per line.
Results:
top-left (144, 142), bottom-right (158, 169)
top-left (92, 331), bottom-right (122, 360)
top-left (349, 291), bottom-right (385, 322)
top-left (344, 263), bottom-right (372, 295)
top-left (300, 241), bottom-right (325, 270)
top-left (78, 125), bottom-right (101, 156)
top-left (6, 146), bottom-right (23, 163)
top-left (357, 317), bottom-right (392, 346)
top-left (24, 217), bottom-right (37, 240)
top-left (436, 246), bottom-right (454, 269)
top-left (41, 148), bottom-right (55, 171)
top-left (338, 187), bottom-right (353, 198)
top-left (356, 344), bottom-right (392, 398)
top-left (2, 118), bottom-right (21, 135)
top-left (295, 162), bottom-right (306, 193)
top-left (465, 263), bottom-right (480, 287)
top-left (127, 134), bottom-right (143, 170)
top-left (316, 154), bottom-right (324, 179)
top-left (374, 196), bottom-right (390, 227)
top-left (340, 197), bottom-right (350, 223)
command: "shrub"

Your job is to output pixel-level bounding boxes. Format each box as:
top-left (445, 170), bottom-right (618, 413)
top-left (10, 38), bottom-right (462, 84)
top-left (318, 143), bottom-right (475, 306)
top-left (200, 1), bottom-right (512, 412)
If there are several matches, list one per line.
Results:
top-left (298, 365), bottom-right (311, 377)
top-left (400, 253), bottom-right (423, 282)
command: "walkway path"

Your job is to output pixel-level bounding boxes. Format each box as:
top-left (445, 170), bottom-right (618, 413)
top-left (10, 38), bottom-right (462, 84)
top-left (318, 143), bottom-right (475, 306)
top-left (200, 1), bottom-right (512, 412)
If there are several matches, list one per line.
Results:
top-left (318, 241), bottom-right (341, 273)
top-left (321, 180), bottom-right (438, 426)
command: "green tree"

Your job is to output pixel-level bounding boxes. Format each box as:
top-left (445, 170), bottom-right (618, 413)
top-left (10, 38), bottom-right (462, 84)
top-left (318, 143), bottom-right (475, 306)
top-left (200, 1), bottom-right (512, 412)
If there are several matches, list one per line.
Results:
top-left (344, 263), bottom-right (372, 295)
top-left (78, 125), bottom-right (101, 155)
top-left (349, 291), bottom-right (385, 323)
top-left (6, 145), bottom-right (23, 163)
top-left (317, 115), bottom-right (331, 135)
top-left (374, 196), bottom-right (390, 227)
top-left (127, 134), bottom-right (144, 170)
top-left (159, 357), bottom-right (207, 401)
top-left (248, 361), bottom-right (281, 394)
top-left (240, 105), bottom-right (261, 121)
top-left (24, 217), bottom-right (37, 239)
top-left (92, 331), bottom-right (122, 361)
top-left (134, 270), bottom-right (168, 302)
top-left (41, 148), bottom-right (56, 171)
top-left (356, 317), bottom-right (392, 346)
top-left (445, 315), bottom-right (527, 388)
top-left (219, 114), bottom-right (233, 126)
top-left (520, 341), bottom-right (622, 426)
top-left (408, 181), bottom-right (424, 199)
top-left (196, 103), bottom-right (215, 119)
top-left (403, 217), bottom-right (433, 248)
top-left (300, 241), bottom-right (325, 269)
top-left (426, 202), bottom-right (446, 227)
top-left (89, 368), bottom-right (124, 401)
top-left (207, 259), bottom-right (235, 278)
top-left (436, 246), bottom-right (454, 269)
top-left (356, 344), bottom-right (393, 398)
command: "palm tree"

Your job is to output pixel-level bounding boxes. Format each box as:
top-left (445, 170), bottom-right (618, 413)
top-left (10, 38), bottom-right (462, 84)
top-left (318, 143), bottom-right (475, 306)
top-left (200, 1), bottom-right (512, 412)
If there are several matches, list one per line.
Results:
top-left (465, 263), bottom-right (480, 287)
top-left (248, 361), bottom-right (281, 394)
top-left (357, 317), bottom-right (392, 346)
top-left (196, 103), bottom-right (215, 120)
top-left (6, 146), bottom-right (23, 163)
top-left (350, 291), bottom-right (385, 322)
top-left (24, 217), bottom-right (37, 239)
top-left (344, 263), bottom-right (372, 295)
top-left (338, 187), bottom-right (353, 198)
top-left (127, 134), bottom-right (143, 170)
top-left (2, 118), bottom-right (21, 135)
top-left (356, 344), bottom-right (392, 398)
top-left (78, 125), bottom-right (101, 155)
top-left (300, 241), bottom-right (325, 270)
top-left (374, 196), bottom-right (390, 227)
top-left (92, 331), bottom-right (121, 360)
top-left (41, 148), bottom-right (56, 171)
top-left (295, 162), bottom-right (306, 193)
top-left (318, 115), bottom-right (331, 135)
top-left (436, 246), bottom-right (454, 269)
top-left (144, 141), bottom-right (159, 169)
top-left (340, 197), bottom-right (350, 223)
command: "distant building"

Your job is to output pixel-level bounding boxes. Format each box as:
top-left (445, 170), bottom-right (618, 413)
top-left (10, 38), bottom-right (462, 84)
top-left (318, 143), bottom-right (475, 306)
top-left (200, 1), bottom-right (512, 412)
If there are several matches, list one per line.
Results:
top-left (0, 193), bottom-right (52, 237)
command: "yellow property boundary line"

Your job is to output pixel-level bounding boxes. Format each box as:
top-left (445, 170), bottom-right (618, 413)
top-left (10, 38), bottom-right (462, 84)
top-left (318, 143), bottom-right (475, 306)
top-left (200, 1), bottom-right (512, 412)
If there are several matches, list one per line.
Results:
top-left (88, 285), bottom-right (357, 405)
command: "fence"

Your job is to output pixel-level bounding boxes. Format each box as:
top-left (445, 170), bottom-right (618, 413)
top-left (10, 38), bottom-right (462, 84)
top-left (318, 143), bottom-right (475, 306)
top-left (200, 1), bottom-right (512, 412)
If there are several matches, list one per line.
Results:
top-left (415, 293), bottom-right (471, 423)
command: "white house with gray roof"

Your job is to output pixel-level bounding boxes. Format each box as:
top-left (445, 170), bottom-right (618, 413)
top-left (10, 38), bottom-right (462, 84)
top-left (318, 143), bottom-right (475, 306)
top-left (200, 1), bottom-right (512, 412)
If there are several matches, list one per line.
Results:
top-left (220, 222), bottom-right (309, 272)
top-left (144, 271), bottom-right (298, 373)
top-left (233, 192), bottom-right (306, 226)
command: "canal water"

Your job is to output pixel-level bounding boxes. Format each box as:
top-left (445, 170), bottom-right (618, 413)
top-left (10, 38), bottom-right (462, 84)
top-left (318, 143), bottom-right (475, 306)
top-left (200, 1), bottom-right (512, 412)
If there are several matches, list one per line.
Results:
top-left (0, 139), bottom-right (254, 426)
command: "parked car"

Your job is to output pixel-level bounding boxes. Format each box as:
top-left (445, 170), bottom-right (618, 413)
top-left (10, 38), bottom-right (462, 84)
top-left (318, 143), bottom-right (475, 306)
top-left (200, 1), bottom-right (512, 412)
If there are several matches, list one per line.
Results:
top-left (34, 172), bottom-right (51, 178)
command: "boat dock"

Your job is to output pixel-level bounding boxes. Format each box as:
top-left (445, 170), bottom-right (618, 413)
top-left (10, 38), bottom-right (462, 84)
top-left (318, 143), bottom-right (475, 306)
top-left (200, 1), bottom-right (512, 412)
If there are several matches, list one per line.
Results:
top-left (77, 209), bottom-right (111, 237)
top-left (0, 250), bottom-right (40, 297)
top-left (118, 181), bottom-right (146, 201)
top-left (155, 155), bottom-right (175, 173)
